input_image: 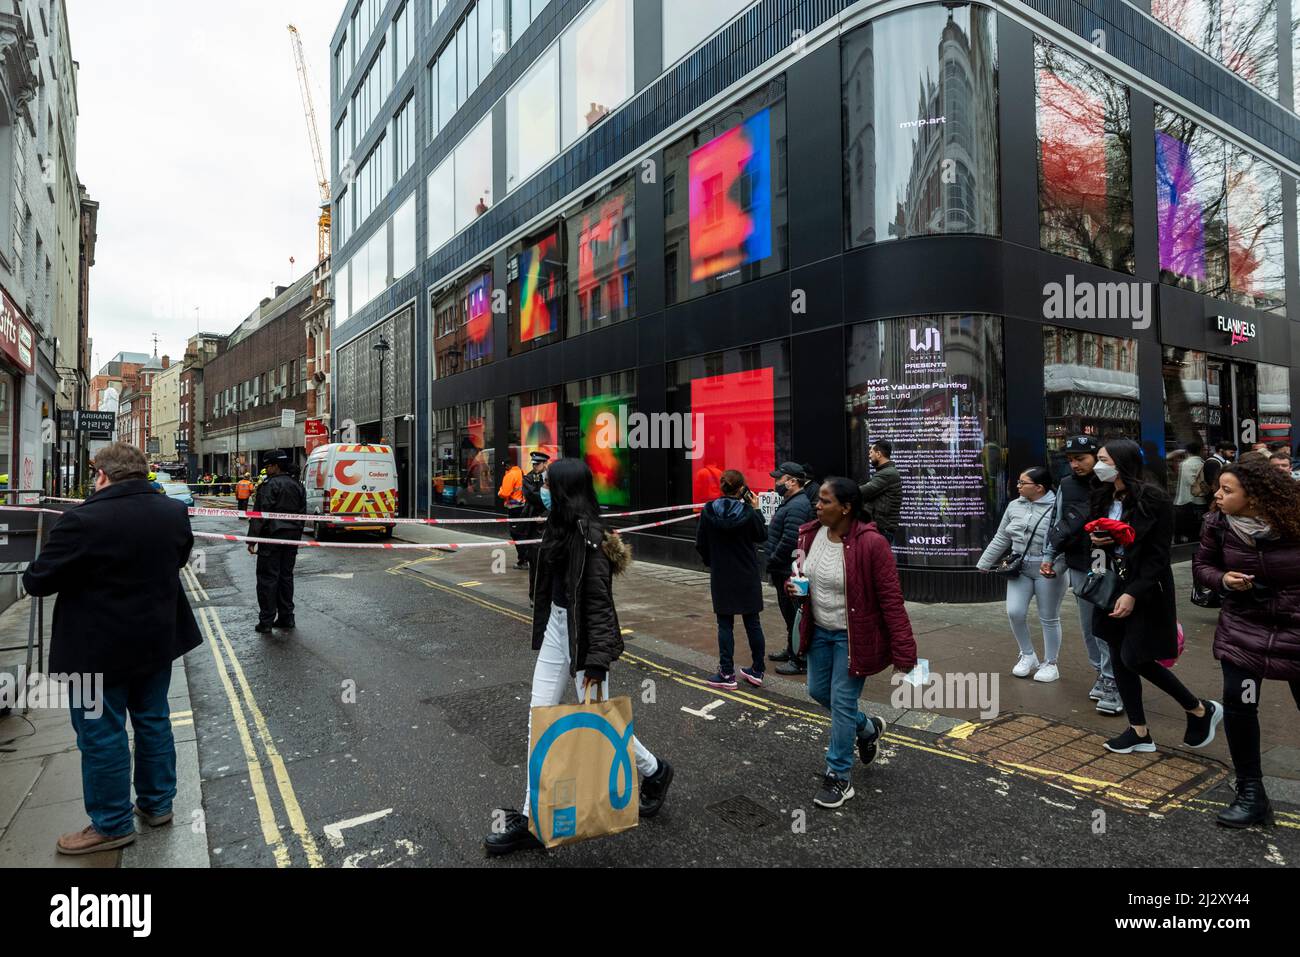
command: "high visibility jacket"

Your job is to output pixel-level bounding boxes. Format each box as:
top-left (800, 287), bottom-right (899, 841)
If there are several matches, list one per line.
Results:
top-left (236, 479), bottom-right (255, 500)
top-left (498, 465), bottom-right (525, 507)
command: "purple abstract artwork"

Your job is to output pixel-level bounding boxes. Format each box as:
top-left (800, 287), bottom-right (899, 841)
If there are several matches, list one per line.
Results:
top-left (1155, 131), bottom-right (1205, 280)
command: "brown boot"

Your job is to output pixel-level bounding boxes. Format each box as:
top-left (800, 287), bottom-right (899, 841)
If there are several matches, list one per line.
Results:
top-left (56, 824), bottom-right (137, 856)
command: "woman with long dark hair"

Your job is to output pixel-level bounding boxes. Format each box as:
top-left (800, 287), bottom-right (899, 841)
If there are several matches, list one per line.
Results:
top-left (1090, 439), bottom-right (1221, 754)
top-left (786, 477), bottom-right (917, 808)
top-left (484, 459), bottom-right (673, 855)
top-left (1193, 460), bottom-right (1300, 827)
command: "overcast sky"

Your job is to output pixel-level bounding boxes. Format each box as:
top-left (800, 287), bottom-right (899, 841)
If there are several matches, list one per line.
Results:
top-left (69, 0), bottom-right (342, 373)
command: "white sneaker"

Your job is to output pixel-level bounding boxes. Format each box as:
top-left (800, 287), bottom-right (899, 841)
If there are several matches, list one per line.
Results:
top-left (1012, 654), bottom-right (1040, 678)
top-left (1033, 662), bottom-right (1060, 683)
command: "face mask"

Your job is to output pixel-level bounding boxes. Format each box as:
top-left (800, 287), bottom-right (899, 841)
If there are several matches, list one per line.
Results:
top-left (540, 487), bottom-right (552, 510)
top-left (1094, 462), bottom-right (1119, 484)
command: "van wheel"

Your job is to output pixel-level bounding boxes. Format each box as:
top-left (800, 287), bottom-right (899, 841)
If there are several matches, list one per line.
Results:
top-left (316, 521), bottom-right (331, 542)
top-left (383, 524), bottom-right (395, 539)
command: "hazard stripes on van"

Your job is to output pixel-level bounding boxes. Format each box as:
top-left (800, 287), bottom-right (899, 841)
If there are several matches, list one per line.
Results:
top-left (333, 445), bottom-right (392, 454)
top-left (329, 488), bottom-right (397, 515)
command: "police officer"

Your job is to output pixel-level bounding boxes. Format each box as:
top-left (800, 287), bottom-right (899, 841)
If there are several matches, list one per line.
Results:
top-left (247, 451), bottom-right (306, 633)
top-left (520, 452), bottom-right (550, 597)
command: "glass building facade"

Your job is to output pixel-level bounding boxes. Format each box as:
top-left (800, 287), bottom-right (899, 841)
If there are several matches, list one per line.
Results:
top-left (330, 0), bottom-right (1300, 600)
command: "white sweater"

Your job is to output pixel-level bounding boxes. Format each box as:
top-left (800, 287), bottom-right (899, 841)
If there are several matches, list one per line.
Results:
top-left (805, 526), bottom-right (847, 630)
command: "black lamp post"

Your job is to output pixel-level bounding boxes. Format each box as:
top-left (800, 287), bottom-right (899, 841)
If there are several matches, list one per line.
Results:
top-left (374, 335), bottom-right (391, 441)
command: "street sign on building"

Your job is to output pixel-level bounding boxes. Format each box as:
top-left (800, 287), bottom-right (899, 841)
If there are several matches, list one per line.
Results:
top-left (281, 409), bottom-right (297, 430)
top-left (176, 439), bottom-right (190, 454)
top-left (305, 418), bottom-right (328, 454)
top-left (76, 410), bottom-right (116, 439)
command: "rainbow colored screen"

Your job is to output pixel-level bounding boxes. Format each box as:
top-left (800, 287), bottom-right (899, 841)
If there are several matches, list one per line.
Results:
top-left (579, 395), bottom-right (630, 506)
top-left (689, 368), bottom-right (775, 504)
top-left (688, 109), bottom-right (773, 283)
top-left (519, 232), bottom-right (563, 342)
top-left (1155, 131), bottom-right (1206, 281)
top-left (465, 273), bottom-right (493, 362)
top-left (520, 401), bottom-right (559, 464)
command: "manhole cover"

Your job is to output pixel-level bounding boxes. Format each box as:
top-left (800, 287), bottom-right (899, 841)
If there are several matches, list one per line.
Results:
top-left (707, 795), bottom-right (781, 831)
top-left (940, 714), bottom-right (1228, 812)
top-left (430, 682), bottom-right (532, 767)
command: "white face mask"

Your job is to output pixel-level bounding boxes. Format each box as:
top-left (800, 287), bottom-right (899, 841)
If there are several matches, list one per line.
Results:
top-left (1094, 462), bottom-right (1119, 484)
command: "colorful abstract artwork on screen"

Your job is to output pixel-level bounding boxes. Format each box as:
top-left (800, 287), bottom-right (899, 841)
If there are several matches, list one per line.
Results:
top-left (519, 232), bottom-right (562, 342)
top-left (465, 273), bottom-right (493, 363)
top-left (1037, 69), bottom-right (1107, 225)
top-left (520, 401), bottom-right (559, 464)
top-left (688, 109), bottom-right (774, 283)
top-left (575, 193), bottom-right (631, 326)
top-left (579, 395), bottom-right (630, 506)
top-left (1155, 131), bottom-right (1206, 280)
top-left (689, 368), bottom-right (775, 503)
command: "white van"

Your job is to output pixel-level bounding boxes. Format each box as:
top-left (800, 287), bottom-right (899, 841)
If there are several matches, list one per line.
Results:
top-left (303, 443), bottom-right (399, 539)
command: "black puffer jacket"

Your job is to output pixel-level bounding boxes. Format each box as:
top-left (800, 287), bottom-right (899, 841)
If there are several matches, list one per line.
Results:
top-left (530, 518), bottom-right (632, 680)
top-left (1192, 511), bottom-right (1300, 681)
top-left (249, 473), bottom-right (306, 539)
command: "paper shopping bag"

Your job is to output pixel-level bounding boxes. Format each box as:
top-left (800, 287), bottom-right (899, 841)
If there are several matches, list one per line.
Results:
top-left (527, 690), bottom-right (639, 848)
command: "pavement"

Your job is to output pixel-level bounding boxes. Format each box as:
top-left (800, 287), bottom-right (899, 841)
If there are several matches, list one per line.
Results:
top-left (1, 504), bottom-right (1296, 868)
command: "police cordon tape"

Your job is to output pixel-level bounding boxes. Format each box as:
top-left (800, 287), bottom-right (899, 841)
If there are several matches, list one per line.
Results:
top-left (192, 512), bottom-right (699, 550)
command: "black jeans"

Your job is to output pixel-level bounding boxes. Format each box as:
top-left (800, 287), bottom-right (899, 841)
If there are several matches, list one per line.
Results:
top-left (256, 542), bottom-right (299, 624)
top-left (770, 571), bottom-right (802, 661)
top-left (1103, 631), bottom-right (1200, 727)
top-left (507, 507), bottom-right (527, 563)
top-left (1221, 659), bottom-right (1300, 780)
top-left (718, 613), bottom-right (765, 675)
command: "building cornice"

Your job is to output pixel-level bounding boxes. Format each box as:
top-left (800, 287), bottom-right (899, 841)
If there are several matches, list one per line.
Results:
top-left (0, 13), bottom-right (39, 131)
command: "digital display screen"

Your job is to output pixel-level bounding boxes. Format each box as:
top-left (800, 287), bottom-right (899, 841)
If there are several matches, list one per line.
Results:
top-left (688, 108), bottom-right (774, 283)
top-left (518, 232), bottom-right (563, 342)
top-left (578, 395), bottom-right (630, 506)
top-left (574, 192), bottom-right (631, 326)
top-left (1155, 131), bottom-right (1206, 281)
top-left (520, 401), bottom-right (559, 464)
top-left (465, 273), bottom-right (493, 363)
top-left (688, 368), bottom-right (775, 503)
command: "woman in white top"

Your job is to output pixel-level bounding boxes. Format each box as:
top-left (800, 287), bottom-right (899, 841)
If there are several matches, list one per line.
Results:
top-left (977, 466), bottom-right (1068, 682)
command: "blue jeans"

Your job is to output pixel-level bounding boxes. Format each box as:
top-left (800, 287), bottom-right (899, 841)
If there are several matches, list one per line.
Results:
top-left (806, 626), bottom-right (868, 779)
top-left (717, 612), bottom-right (765, 675)
top-left (69, 666), bottom-right (176, 837)
top-left (1068, 567), bottom-right (1114, 680)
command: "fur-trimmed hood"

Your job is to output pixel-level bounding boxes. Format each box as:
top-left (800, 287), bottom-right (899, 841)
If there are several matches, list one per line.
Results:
top-left (601, 530), bottom-right (632, 575)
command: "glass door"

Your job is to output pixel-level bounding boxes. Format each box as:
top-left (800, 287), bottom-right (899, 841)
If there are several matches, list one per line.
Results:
top-left (1230, 361), bottom-right (1260, 450)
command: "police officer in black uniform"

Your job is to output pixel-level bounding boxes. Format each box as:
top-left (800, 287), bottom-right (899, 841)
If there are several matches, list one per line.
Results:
top-left (248, 451), bottom-right (306, 633)
top-left (520, 451), bottom-right (550, 598)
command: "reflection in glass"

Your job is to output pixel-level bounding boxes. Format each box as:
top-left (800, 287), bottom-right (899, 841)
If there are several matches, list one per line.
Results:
top-left (1152, 0), bottom-right (1279, 100)
top-left (1034, 40), bottom-right (1133, 272)
top-left (846, 315), bottom-right (1006, 568)
top-left (1225, 145), bottom-right (1285, 312)
top-left (662, 0), bottom-right (751, 67)
top-left (433, 266), bottom-right (495, 380)
top-left (432, 401), bottom-right (496, 508)
top-left (506, 45), bottom-right (559, 192)
top-left (427, 157), bottom-right (454, 253)
top-left (1155, 106), bottom-right (1229, 299)
top-left (566, 178), bottom-right (636, 337)
top-left (393, 193), bottom-right (416, 280)
top-left (560, 0), bottom-right (633, 148)
top-left (1042, 327), bottom-right (1140, 482)
top-left (842, 4), bottom-right (999, 247)
top-left (454, 114), bottom-right (493, 231)
top-left (508, 227), bottom-right (565, 354)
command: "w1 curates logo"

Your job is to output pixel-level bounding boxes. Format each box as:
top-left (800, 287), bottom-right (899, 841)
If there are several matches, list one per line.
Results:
top-left (909, 327), bottom-right (941, 353)
top-left (49, 887), bottom-right (151, 937)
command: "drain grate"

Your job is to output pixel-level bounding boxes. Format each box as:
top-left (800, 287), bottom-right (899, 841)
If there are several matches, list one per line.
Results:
top-left (707, 795), bottom-right (781, 832)
top-left (430, 681), bottom-right (532, 767)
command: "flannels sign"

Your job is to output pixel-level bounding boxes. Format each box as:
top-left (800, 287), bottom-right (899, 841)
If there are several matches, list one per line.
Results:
top-left (0, 287), bottom-right (34, 374)
top-left (1215, 315), bottom-right (1256, 346)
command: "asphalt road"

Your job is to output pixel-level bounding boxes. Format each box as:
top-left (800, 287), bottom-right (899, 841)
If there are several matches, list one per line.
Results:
top-left (181, 521), bottom-right (1299, 868)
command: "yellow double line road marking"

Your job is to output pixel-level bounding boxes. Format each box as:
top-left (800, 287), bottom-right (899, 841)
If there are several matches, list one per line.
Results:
top-left (182, 565), bottom-right (323, 866)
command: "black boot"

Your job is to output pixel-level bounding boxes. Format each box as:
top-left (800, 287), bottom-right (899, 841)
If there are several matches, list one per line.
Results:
top-left (484, 809), bottom-right (544, 856)
top-left (1217, 778), bottom-right (1273, 829)
top-left (640, 759), bottom-right (674, 818)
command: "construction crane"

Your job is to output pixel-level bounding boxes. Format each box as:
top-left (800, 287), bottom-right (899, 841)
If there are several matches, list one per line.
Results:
top-left (288, 24), bottom-right (332, 263)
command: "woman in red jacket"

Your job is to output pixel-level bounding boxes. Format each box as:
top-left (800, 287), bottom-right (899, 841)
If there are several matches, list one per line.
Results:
top-left (786, 477), bottom-right (918, 808)
top-left (1193, 459), bottom-right (1300, 828)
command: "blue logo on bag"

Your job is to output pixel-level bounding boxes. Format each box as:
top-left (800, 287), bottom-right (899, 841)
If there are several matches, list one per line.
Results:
top-left (528, 713), bottom-right (635, 842)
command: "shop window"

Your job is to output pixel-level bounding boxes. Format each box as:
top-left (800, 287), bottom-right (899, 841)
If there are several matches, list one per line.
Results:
top-left (393, 192), bottom-right (416, 280)
top-left (1225, 146), bottom-right (1285, 313)
top-left (432, 401), bottom-right (496, 507)
top-left (845, 315), bottom-right (1007, 568)
top-left (506, 44), bottom-right (559, 193)
top-left (427, 156), bottom-right (454, 254)
top-left (508, 225), bottom-right (565, 355)
top-left (663, 79), bottom-right (788, 306)
top-left (1034, 39), bottom-right (1134, 272)
top-left (1151, 0), bottom-right (1279, 100)
top-left (1042, 327), bottom-right (1140, 481)
top-left (665, 339), bottom-right (791, 513)
top-left (454, 113), bottom-right (494, 232)
top-left (432, 264), bottom-right (494, 379)
top-left (508, 387), bottom-right (564, 472)
top-left (565, 177), bottom-right (635, 337)
top-left (564, 371), bottom-right (638, 505)
top-left (560, 0), bottom-right (633, 148)
top-left (842, 4), bottom-right (999, 248)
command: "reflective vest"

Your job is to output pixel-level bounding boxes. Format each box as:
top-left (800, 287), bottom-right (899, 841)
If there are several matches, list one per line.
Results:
top-left (236, 479), bottom-right (255, 500)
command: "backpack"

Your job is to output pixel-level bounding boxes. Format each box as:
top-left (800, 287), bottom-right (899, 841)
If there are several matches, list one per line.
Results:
top-left (1189, 463), bottom-right (1211, 499)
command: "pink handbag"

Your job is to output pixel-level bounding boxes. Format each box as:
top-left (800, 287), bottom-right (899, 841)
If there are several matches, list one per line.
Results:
top-left (1158, 623), bottom-right (1186, 669)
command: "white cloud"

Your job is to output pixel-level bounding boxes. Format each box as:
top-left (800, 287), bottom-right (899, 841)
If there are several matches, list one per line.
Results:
top-left (69, 0), bottom-right (343, 370)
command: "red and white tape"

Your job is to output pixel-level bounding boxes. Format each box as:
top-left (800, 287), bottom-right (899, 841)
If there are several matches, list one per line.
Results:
top-left (188, 502), bottom-right (707, 525)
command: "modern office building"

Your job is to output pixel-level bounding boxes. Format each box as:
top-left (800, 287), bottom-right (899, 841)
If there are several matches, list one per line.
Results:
top-left (330, 0), bottom-right (1300, 599)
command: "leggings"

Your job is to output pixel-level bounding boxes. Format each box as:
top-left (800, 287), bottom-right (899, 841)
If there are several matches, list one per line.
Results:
top-left (1102, 630), bottom-right (1200, 726)
top-left (1005, 559), bottom-right (1067, 662)
top-left (1221, 659), bottom-right (1300, 780)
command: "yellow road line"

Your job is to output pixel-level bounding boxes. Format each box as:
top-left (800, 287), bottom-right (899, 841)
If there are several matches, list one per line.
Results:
top-left (205, 607), bottom-right (324, 868)
top-left (194, 605), bottom-right (290, 867)
top-left (171, 718), bottom-right (194, 728)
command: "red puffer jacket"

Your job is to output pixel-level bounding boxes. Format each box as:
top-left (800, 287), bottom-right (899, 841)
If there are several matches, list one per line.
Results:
top-left (1192, 511), bottom-right (1300, 681)
top-left (794, 519), bottom-right (917, 678)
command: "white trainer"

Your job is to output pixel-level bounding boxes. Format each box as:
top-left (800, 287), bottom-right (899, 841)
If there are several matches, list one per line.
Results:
top-left (1012, 654), bottom-right (1040, 678)
top-left (1033, 662), bottom-right (1060, 683)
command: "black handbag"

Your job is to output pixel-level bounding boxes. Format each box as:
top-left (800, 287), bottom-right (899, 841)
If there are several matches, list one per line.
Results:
top-left (1080, 557), bottom-right (1129, 613)
top-left (991, 508), bottom-right (1052, 578)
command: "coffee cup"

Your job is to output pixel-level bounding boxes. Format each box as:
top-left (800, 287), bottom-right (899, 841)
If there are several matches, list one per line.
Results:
top-left (790, 575), bottom-right (809, 597)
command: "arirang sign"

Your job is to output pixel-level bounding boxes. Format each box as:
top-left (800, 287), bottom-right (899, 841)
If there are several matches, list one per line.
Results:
top-left (1214, 315), bottom-right (1256, 345)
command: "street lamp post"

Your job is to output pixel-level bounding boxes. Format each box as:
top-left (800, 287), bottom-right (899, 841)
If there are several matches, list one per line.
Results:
top-left (374, 335), bottom-right (391, 442)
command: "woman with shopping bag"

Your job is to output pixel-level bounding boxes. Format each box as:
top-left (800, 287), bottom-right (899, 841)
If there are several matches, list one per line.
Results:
top-left (485, 458), bottom-right (673, 856)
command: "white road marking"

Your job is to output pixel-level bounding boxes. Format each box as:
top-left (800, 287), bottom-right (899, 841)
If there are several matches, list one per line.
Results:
top-left (323, 808), bottom-right (394, 848)
top-left (319, 572), bottom-right (355, 580)
top-left (680, 700), bottom-right (725, 720)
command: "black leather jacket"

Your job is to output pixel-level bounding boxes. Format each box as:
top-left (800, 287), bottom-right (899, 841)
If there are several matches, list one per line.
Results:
top-left (249, 473), bottom-right (307, 539)
top-left (530, 518), bottom-right (631, 680)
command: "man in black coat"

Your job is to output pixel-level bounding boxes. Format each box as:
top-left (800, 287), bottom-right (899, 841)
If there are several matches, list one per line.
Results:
top-left (249, 450), bottom-right (306, 633)
top-left (765, 462), bottom-right (813, 675)
top-left (22, 442), bottom-right (202, 855)
top-left (860, 440), bottom-right (902, 544)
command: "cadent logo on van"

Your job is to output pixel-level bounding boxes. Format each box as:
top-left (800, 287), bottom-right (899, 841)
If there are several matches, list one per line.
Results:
top-left (367, 471), bottom-right (390, 479)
